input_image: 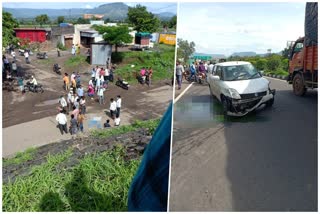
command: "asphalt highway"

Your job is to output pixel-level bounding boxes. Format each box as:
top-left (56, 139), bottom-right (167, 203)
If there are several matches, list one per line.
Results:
top-left (169, 77), bottom-right (317, 211)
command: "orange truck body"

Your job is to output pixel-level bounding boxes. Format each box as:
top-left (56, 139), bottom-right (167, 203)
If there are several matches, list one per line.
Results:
top-left (288, 3), bottom-right (318, 90)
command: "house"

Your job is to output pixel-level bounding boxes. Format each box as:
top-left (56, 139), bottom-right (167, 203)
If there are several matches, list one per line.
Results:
top-left (51, 25), bottom-right (75, 48)
top-left (14, 28), bottom-right (48, 43)
top-left (73, 24), bottom-right (104, 48)
top-left (83, 14), bottom-right (104, 20)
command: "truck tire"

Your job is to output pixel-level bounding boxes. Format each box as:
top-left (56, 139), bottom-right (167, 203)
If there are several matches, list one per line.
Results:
top-left (293, 73), bottom-right (306, 96)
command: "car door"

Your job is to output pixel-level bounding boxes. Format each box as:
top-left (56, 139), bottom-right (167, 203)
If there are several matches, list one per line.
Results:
top-left (211, 66), bottom-right (222, 99)
top-left (208, 65), bottom-right (216, 95)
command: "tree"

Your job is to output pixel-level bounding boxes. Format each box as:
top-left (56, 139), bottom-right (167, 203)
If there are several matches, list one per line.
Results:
top-left (168, 15), bottom-right (177, 29)
top-left (177, 38), bottom-right (196, 63)
top-left (2, 11), bottom-right (19, 47)
top-left (76, 17), bottom-right (90, 24)
top-left (57, 16), bottom-right (65, 24)
top-left (266, 54), bottom-right (281, 71)
top-left (127, 4), bottom-right (160, 33)
top-left (94, 25), bottom-right (133, 53)
top-left (256, 59), bottom-right (268, 71)
top-left (35, 14), bottom-right (49, 27)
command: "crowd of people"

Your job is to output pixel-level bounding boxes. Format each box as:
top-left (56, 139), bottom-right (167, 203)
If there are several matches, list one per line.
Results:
top-left (57, 63), bottom-right (122, 136)
top-left (175, 60), bottom-right (216, 89)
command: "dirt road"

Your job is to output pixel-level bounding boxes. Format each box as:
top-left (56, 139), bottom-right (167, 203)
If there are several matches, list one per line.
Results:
top-left (3, 50), bottom-right (173, 157)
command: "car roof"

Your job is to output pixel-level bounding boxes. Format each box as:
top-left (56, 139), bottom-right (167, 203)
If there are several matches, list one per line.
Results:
top-left (215, 61), bottom-right (251, 66)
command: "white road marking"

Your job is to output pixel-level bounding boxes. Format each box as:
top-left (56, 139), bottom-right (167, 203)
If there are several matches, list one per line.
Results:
top-left (174, 82), bottom-right (194, 103)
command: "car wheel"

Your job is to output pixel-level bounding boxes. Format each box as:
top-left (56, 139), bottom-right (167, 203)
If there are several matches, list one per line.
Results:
top-left (266, 97), bottom-right (274, 107)
top-left (293, 73), bottom-right (306, 96)
top-left (222, 97), bottom-right (229, 116)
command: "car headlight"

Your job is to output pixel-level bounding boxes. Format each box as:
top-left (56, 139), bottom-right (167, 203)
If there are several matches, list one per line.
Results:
top-left (228, 88), bottom-right (241, 99)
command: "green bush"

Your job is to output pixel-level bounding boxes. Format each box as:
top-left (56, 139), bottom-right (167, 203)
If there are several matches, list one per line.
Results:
top-left (64, 56), bottom-right (88, 67)
top-left (57, 42), bottom-right (67, 51)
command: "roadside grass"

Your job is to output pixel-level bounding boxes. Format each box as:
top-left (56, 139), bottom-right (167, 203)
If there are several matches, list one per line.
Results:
top-left (2, 146), bottom-right (140, 212)
top-left (91, 118), bottom-right (161, 138)
top-left (265, 68), bottom-right (288, 76)
top-left (64, 55), bottom-right (88, 67)
top-left (3, 147), bottom-right (37, 166)
top-left (114, 44), bottom-right (175, 84)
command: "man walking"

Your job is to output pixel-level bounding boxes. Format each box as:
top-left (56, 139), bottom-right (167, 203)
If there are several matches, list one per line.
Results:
top-left (116, 95), bottom-right (122, 117)
top-left (56, 110), bottom-right (68, 135)
top-left (98, 86), bottom-right (105, 105)
top-left (109, 98), bottom-right (117, 119)
top-left (78, 111), bottom-right (85, 132)
top-left (59, 95), bottom-right (68, 113)
top-left (77, 85), bottom-right (84, 97)
top-left (63, 73), bottom-right (70, 91)
top-left (24, 51), bottom-right (30, 64)
top-left (67, 90), bottom-right (74, 111)
top-left (176, 61), bottom-right (184, 90)
top-left (70, 114), bottom-right (78, 135)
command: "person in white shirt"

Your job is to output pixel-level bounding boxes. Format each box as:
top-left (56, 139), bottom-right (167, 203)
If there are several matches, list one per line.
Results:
top-left (11, 50), bottom-right (16, 61)
top-left (98, 87), bottom-right (105, 105)
top-left (59, 95), bottom-right (68, 113)
top-left (115, 116), bottom-right (120, 126)
top-left (71, 72), bottom-right (76, 82)
top-left (56, 110), bottom-right (68, 134)
top-left (116, 95), bottom-right (122, 117)
top-left (80, 96), bottom-right (86, 114)
top-left (88, 79), bottom-right (94, 88)
top-left (105, 68), bottom-right (110, 82)
top-left (67, 91), bottom-right (74, 111)
top-left (24, 51), bottom-right (29, 63)
top-left (109, 98), bottom-right (117, 119)
top-left (208, 61), bottom-right (214, 73)
top-left (30, 75), bottom-right (38, 86)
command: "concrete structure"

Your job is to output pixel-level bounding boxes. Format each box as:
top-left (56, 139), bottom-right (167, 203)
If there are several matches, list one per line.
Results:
top-left (83, 14), bottom-right (104, 19)
top-left (90, 20), bottom-right (104, 25)
top-left (91, 42), bottom-right (112, 65)
top-left (74, 24), bottom-right (104, 48)
top-left (51, 26), bottom-right (75, 48)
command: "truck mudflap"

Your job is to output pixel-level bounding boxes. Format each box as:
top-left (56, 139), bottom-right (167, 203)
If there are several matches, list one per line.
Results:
top-left (226, 90), bottom-right (275, 117)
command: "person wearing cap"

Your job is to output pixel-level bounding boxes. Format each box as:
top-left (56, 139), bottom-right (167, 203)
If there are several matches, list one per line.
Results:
top-left (59, 95), bottom-right (67, 114)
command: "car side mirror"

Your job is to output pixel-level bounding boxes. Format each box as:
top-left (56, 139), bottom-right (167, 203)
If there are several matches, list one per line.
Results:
top-left (212, 75), bottom-right (220, 80)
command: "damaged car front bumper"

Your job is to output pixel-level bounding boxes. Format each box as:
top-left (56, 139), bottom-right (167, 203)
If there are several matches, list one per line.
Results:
top-left (226, 89), bottom-right (276, 116)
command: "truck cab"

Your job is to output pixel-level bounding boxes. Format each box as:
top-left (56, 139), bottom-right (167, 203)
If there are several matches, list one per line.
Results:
top-left (288, 37), bottom-right (318, 96)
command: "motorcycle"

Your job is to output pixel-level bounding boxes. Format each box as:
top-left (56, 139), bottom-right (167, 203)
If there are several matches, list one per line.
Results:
top-left (53, 63), bottom-right (61, 75)
top-left (115, 78), bottom-right (130, 90)
top-left (36, 52), bottom-right (48, 59)
top-left (137, 74), bottom-right (147, 84)
top-left (24, 82), bottom-right (44, 93)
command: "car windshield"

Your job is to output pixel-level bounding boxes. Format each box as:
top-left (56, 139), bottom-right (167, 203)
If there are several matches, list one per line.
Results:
top-left (222, 64), bottom-right (261, 81)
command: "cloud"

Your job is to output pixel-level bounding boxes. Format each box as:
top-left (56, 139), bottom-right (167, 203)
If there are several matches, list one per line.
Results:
top-left (84, 4), bottom-right (93, 9)
top-left (178, 2), bottom-right (305, 55)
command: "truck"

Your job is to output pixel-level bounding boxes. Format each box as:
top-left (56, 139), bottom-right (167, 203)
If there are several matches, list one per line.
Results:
top-left (287, 2), bottom-right (318, 96)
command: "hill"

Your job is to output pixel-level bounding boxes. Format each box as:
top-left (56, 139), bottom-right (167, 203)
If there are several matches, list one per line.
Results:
top-left (3, 3), bottom-right (175, 21)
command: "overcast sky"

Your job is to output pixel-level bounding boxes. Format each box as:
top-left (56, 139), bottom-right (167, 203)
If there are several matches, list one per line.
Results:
top-left (2, 2), bottom-right (177, 14)
top-left (178, 2), bottom-right (305, 56)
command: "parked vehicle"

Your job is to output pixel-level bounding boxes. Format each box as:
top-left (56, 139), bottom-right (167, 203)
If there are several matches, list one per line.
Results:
top-left (115, 78), bottom-right (130, 90)
top-left (207, 61), bottom-right (276, 116)
top-left (53, 63), bottom-right (61, 75)
top-left (24, 82), bottom-right (44, 93)
top-left (287, 2), bottom-right (318, 96)
top-left (36, 52), bottom-right (48, 59)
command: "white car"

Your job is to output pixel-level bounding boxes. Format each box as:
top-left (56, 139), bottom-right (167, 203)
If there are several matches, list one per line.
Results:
top-left (207, 61), bottom-right (276, 116)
